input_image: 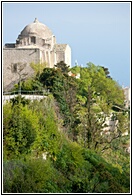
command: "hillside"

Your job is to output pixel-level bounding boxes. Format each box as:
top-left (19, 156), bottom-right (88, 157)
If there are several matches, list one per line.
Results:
top-left (3, 62), bottom-right (130, 193)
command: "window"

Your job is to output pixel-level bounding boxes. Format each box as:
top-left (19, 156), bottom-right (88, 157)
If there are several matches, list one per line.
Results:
top-left (31, 36), bottom-right (36, 44)
top-left (11, 63), bottom-right (17, 73)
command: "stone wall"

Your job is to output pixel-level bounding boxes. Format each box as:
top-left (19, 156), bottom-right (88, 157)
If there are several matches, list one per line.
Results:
top-left (3, 48), bottom-right (41, 91)
top-left (56, 51), bottom-right (65, 64)
top-left (3, 44), bottom-right (71, 91)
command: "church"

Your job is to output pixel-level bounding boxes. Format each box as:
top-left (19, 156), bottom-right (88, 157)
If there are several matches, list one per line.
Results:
top-left (3, 18), bottom-right (71, 90)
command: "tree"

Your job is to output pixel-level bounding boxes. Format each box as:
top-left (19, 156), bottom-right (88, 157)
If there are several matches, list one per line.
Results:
top-left (8, 62), bottom-right (28, 94)
top-left (70, 63), bottom-right (127, 151)
top-left (39, 67), bottom-right (78, 134)
top-left (101, 66), bottom-right (112, 79)
top-left (54, 61), bottom-right (70, 74)
top-left (24, 95), bottom-right (62, 160)
top-left (30, 62), bottom-right (47, 77)
top-left (3, 102), bottom-right (39, 159)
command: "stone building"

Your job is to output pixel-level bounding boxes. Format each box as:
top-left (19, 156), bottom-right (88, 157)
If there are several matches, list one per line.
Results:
top-left (123, 87), bottom-right (130, 108)
top-left (3, 18), bottom-right (71, 90)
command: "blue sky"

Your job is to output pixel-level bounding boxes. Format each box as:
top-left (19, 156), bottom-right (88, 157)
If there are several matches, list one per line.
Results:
top-left (2, 2), bottom-right (131, 87)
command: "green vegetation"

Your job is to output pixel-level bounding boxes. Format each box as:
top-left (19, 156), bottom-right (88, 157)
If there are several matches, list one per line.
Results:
top-left (3, 62), bottom-right (130, 193)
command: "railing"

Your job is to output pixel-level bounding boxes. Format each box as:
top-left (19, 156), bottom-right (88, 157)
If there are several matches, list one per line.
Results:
top-left (3, 89), bottom-right (50, 96)
top-left (3, 90), bottom-right (50, 104)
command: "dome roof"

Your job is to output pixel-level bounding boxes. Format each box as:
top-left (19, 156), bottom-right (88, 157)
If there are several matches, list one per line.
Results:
top-left (20, 18), bottom-right (53, 39)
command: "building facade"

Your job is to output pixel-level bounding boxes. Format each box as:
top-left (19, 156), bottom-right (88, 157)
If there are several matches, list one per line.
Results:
top-left (3, 18), bottom-right (71, 90)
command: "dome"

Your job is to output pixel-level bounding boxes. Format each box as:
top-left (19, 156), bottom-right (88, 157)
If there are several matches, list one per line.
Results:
top-left (20, 18), bottom-right (53, 39)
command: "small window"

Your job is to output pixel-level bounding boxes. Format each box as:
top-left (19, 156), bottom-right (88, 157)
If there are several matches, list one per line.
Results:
top-left (11, 63), bottom-right (17, 73)
top-left (43, 39), bottom-right (45, 46)
top-left (31, 36), bottom-right (36, 44)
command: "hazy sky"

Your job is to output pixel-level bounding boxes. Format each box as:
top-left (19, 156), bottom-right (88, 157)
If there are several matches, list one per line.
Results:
top-left (2, 2), bottom-right (130, 87)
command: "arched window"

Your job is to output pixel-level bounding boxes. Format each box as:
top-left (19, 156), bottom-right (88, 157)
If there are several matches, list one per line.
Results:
top-left (31, 36), bottom-right (36, 44)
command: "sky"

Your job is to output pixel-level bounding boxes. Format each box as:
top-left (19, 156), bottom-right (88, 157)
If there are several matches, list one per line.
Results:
top-left (2, 2), bottom-right (131, 87)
